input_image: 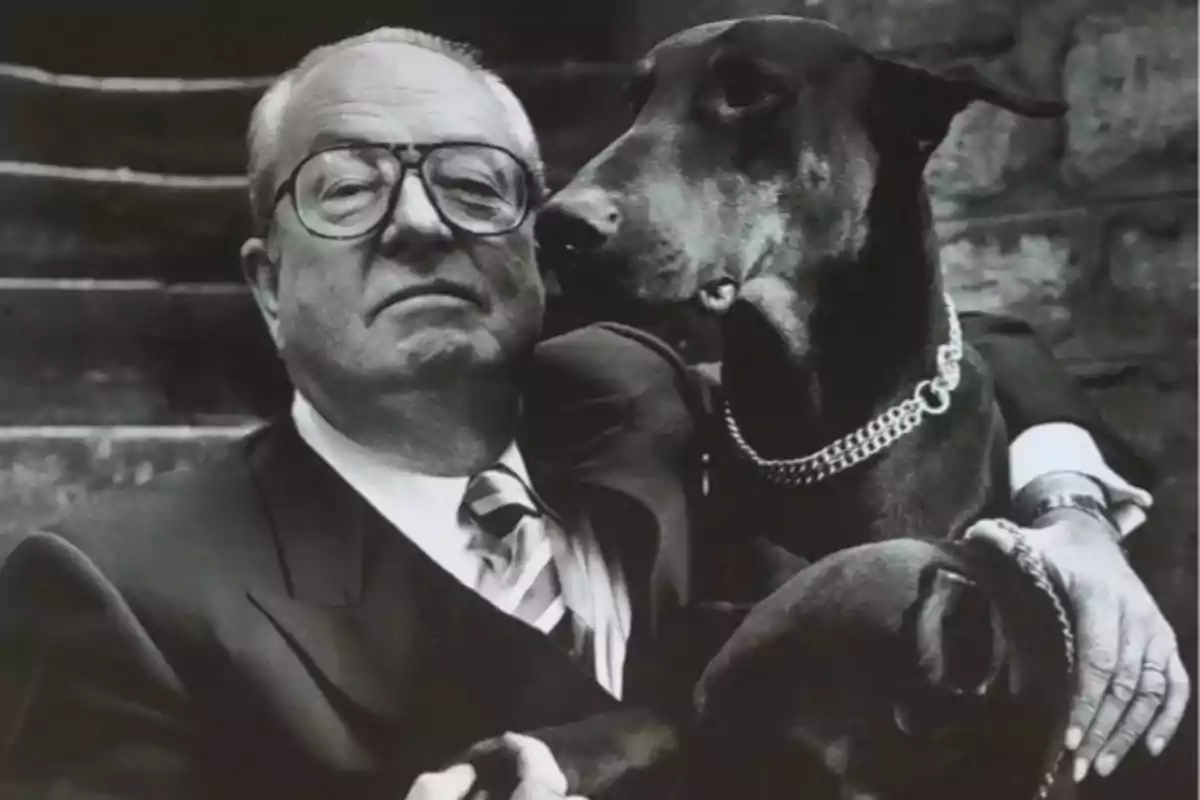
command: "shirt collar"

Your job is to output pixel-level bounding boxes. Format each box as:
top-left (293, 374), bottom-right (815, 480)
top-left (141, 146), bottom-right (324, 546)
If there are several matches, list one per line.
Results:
top-left (290, 392), bottom-right (532, 580)
top-left (291, 392), bottom-right (531, 481)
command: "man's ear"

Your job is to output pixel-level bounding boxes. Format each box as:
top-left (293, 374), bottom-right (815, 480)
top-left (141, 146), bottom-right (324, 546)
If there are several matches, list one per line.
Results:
top-left (240, 237), bottom-right (284, 349)
top-left (913, 567), bottom-right (1007, 698)
top-left (868, 54), bottom-right (1068, 157)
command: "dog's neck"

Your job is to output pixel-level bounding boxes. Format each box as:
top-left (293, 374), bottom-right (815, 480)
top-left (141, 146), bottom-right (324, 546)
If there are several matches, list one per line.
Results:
top-left (721, 159), bottom-right (951, 460)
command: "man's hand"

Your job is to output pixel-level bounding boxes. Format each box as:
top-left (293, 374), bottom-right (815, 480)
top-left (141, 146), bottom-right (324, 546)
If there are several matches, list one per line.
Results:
top-left (406, 764), bottom-right (479, 800)
top-left (405, 732), bottom-right (588, 800)
top-left (967, 510), bottom-right (1190, 782)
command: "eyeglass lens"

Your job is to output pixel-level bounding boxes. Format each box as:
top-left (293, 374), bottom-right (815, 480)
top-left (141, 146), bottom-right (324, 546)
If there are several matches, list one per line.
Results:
top-left (293, 145), bottom-right (528, 237)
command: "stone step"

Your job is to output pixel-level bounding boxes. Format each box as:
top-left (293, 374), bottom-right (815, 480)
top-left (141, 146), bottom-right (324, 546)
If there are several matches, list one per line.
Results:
top-left (0, 280), bottom-right (288, 425)
top-left (0, 61), bottom-right (633, 180)
top-left (0, 65), bottom-right (268, 175)
top-left (0, 163), bottom-right (248, 281)
top-left (0, 424), bottom-right (254, 533)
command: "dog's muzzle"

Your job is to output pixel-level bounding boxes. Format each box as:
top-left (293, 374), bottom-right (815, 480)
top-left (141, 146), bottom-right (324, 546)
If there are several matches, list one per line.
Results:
top-left (536, 190), bottom-right (620, 261)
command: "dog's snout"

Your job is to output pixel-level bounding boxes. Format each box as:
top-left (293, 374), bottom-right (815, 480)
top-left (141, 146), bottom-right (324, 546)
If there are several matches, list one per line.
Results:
top-left (536, 187), bottom-right (620, 260)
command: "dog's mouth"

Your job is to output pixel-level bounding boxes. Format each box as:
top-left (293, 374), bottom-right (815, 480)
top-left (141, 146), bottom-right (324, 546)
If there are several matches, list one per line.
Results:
top-left (697, 278), bottom-right (739, 314)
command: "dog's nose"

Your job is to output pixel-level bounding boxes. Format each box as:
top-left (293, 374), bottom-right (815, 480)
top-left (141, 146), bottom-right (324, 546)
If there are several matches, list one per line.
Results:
top-left (536, 187), bottom-right (620, 259)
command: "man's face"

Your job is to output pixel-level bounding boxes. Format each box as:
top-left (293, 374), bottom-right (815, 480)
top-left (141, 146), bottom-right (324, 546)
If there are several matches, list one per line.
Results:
top-left (244, 42), bottom-right (545, 418)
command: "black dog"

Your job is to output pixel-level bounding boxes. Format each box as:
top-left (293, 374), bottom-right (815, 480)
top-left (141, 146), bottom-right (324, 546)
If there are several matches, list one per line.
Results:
top-left (537, 15), bottom-right (1068, 595)
top-left (531, 13), bottom-right (1113, 799)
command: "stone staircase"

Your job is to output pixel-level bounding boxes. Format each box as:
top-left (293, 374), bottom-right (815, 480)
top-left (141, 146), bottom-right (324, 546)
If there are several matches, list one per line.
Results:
top-left (0, 66), bottom-right (271, 528)
top-left (0, 47), bottom-right (645, 528)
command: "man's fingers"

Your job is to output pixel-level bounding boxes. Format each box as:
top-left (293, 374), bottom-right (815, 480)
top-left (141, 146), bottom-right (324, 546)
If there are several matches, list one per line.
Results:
top-left (456, 732), bottom-right (570, 800)
top-left (1092, 630), bottom-right (1175, 774)
top-left (498, 732), bottom-right (569, 794)
top-left (1145, 650), bottom-right (1191, 757)
top-left (1073, 615), bottom-right (1147, 781)
top-left (405, 763), bottom-right (477, 800)
top-left (1066, 597), bottom-right (1120, 756)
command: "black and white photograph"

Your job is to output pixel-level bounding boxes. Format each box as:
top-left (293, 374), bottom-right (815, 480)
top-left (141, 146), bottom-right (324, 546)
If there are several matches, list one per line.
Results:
top-left (0, 1), bottom-right (1195, 798)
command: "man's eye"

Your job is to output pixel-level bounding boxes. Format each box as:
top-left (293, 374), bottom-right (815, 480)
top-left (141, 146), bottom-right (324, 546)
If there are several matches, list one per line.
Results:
top-left (440, 177), bottom-right (503, 199)
top-left (321, 180), bottom-right (375, 200)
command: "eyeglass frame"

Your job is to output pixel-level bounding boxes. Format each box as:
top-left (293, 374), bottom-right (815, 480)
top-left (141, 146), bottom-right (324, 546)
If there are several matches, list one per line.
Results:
top-left (270, 140), bottom-right (539, 240)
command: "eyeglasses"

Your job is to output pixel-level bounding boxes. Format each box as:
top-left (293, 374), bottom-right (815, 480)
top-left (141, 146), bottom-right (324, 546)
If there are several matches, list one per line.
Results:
top-left (272, 141), bottom-right (535, 239)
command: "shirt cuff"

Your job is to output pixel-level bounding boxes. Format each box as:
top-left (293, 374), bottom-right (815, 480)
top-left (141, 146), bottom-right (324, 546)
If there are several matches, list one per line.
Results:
top-left (1009, 422), bottom-right (1153, 537)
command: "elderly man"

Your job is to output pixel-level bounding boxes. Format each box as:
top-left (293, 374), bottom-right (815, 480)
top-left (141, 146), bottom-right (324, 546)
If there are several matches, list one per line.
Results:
top-left (0, 26), bottom-right (1185, 800)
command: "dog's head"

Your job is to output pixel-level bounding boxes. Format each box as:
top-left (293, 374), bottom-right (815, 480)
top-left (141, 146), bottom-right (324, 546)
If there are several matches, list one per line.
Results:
top-left (675, 538), bottom-right (1075, 800)
top-left (538, 15), bottom-right (1065, 352)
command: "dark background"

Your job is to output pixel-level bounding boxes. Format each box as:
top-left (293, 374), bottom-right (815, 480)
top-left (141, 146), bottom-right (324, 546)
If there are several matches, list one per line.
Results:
top-left (0, 4), bottom-right (630, 73)
top-left (0, 0), bottom-right (1194, 795)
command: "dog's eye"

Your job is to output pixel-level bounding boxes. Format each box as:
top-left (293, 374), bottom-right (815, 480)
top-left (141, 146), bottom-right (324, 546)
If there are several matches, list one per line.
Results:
top-left (706, 57), bottom-right (786, 120)
top-left (723, 66), bottom-right (768, 109)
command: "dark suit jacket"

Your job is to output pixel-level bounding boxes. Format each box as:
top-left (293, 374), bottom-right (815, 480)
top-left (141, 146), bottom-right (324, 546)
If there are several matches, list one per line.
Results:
top-left (0, 318), bottom-right (1149, 799)
top-left (0, 324), bottom-right (702, 799)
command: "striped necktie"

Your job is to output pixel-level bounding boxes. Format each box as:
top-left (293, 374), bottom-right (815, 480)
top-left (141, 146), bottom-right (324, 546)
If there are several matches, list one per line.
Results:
top-left (462, 466), bottom-right (592, 670)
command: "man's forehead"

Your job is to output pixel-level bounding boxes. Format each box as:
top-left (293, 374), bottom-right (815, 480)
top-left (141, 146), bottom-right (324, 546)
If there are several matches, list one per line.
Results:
top-left (298, 41), bottom-right (478, 96)
top-left (280, 41), bottom-right (517, 156)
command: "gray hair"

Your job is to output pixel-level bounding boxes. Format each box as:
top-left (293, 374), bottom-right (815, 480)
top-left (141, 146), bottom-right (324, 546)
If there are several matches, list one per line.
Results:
top-left (246, 27), bottom-right (545, 235)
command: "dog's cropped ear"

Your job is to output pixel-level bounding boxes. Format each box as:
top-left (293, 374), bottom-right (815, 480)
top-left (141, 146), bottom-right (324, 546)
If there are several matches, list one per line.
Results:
top-left (912, 567), bottom-right (1007, 698)
top-left (867, 55), bottom-right (1067, 156)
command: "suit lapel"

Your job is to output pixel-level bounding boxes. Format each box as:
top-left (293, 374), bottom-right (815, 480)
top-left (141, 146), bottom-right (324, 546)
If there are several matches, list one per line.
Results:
top-left (242, 421), bottom-right (627, 732)
top-left (238, 356), bottom-right (701, 726)
top-left (244, 421), bottom-right (422, 721)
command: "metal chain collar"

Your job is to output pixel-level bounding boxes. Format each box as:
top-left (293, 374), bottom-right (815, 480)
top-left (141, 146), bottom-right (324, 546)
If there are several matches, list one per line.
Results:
top-left (722, 292), bottom-right (965, 486)
top-left (991, 518), bottom-right (1077, 800)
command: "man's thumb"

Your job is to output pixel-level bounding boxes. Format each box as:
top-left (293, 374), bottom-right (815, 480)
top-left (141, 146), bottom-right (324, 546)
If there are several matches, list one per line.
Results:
top-left (500, 733), bottom-right (569, 797)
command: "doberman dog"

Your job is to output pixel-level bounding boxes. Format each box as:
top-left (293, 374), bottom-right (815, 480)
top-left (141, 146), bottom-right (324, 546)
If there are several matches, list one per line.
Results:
top-left (532, 14), bottom-right (1199, 800)
top-left (532, 13), bottom-right (1116, 800)
top-left (536, 15), bottom-right (1069, 593)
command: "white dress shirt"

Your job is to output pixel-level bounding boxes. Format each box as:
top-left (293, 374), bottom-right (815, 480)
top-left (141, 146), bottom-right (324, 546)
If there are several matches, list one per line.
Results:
top-left (1010, 422), bottom-right (1152, 537)
top-left (291, 394), bottom-right (631, 698)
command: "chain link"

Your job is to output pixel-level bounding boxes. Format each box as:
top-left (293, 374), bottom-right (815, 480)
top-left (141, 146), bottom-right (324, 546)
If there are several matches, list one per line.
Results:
top-left (723, 293), bottom-right (964, 486)
top-left (991, 519), bottom-right (1076, 800)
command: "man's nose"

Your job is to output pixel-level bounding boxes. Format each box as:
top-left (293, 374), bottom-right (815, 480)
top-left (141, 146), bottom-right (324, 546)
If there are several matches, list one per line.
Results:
top-left (380, 172), bottom-right (452, 245)
top-left (535, 185), bottom-right (620, 261)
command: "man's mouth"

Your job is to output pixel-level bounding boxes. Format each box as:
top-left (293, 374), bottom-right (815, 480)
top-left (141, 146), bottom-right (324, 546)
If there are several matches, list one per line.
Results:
top-left (697, 278), bottom-right (739, 314)
top-left (372, 281), bottom-right (486, 319)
